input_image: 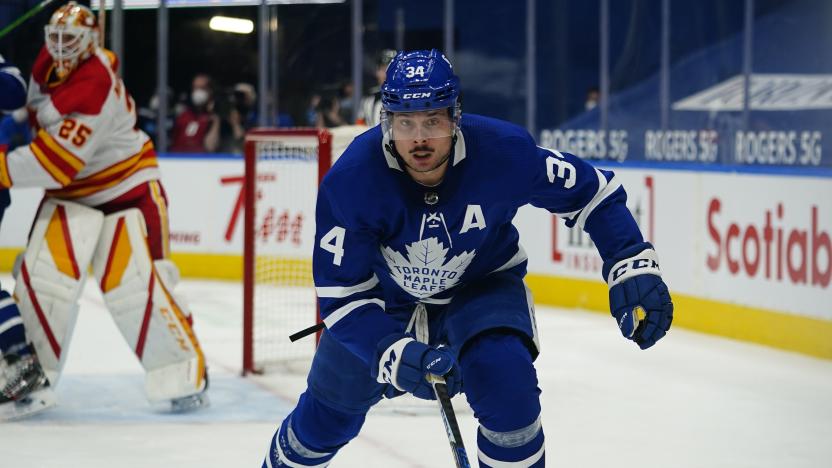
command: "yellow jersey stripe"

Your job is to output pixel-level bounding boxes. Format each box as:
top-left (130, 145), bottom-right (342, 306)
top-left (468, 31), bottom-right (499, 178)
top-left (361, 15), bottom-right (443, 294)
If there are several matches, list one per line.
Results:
top-left (37, 130), bottom-right (85, 171)
top-left (30, 142), bottom-right (71, 186)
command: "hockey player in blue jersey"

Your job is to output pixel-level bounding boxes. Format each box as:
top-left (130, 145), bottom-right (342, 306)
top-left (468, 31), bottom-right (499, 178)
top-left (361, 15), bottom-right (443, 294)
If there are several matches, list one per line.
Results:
top-left (0, 55), bottom-right (48, 408)
top-left (262, 49), bottom-right (673, 467)
top-left (0, 55), bottom-right (27, 112)
top-left (0, 53), bottom-right (26, 225)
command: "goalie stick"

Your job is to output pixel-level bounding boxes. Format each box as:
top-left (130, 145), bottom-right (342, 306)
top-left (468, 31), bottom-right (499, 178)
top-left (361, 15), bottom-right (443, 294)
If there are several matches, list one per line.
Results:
top-left (0, 0), bottom-right (57, 40)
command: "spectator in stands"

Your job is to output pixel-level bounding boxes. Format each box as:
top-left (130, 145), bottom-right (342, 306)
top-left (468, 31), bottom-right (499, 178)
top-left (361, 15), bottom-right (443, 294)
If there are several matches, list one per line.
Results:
top-left (305, 93), bottom-right (321, 126)
top-left (338, 81), bottom-right (355, 123)
top-left (137, 87), bottom-right (174, 146)
top-left (585, 86), bottom-right (600, 111)
top-left (315, 94), bottom-right (345, 128)
top-left (357, 49), bottom-right (396, 127)
top-left (170, 73), bottom-right (220, 153)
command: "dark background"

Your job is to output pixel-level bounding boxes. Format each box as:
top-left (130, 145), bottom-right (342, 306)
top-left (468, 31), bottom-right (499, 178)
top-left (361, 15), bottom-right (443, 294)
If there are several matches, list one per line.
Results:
top-left (0, 0), bottom-right (815, 129)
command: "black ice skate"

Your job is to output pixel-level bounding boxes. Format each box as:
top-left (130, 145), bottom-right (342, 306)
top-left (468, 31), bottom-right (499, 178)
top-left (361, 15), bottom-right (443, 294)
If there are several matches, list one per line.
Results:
top-left (1, 351), bottom-right (49, 402)
top-left (0, 350), bottom-right (57, 420)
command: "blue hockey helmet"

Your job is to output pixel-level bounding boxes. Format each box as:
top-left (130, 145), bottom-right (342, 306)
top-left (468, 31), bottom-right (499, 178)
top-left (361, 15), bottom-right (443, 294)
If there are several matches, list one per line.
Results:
top-left (380, 49), bottom-right (460, 113)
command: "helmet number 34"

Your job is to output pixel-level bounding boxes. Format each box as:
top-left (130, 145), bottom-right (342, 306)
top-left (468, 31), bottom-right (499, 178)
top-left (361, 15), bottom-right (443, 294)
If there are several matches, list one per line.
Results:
top-left (405, 66), bottom-right (426, 78)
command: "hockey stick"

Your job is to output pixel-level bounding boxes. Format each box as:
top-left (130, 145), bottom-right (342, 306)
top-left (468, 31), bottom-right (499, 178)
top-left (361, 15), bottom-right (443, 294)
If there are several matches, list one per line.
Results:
top-left (429, 374), bottom-right (471, 468)
top-left (289, 322), bottom-right (324, 342)
top-left (290, 320), bottom-right (470, 466)
top-left (0, 0), bottom-right (57, 40)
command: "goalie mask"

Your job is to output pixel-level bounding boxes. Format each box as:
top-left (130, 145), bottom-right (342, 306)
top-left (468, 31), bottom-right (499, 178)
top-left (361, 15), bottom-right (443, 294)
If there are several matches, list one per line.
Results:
top-left (44, 1), bottom-right (99, 79)
top-left (380, 49), bottom-right (461, 142)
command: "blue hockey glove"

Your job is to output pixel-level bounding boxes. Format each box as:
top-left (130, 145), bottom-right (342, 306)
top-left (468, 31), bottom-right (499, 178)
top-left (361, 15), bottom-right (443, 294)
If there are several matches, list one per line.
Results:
top-left (372, 334), bottom-right (462, 401)
top-left (603, 242), bottom-right (673, 350)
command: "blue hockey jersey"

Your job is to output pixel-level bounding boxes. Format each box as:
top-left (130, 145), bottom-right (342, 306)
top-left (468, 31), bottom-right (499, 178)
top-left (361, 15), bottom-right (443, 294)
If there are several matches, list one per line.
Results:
top-left (313, 114), bottom-right (643, 364)
top-left (0, 56), bottom-right (26, 112)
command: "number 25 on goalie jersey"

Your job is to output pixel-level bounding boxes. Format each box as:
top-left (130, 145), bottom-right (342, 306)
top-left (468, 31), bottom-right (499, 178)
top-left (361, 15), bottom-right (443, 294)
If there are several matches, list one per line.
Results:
top-left (312, 114), bottom-right (644, 363)
top-left (0, 47), bottom-right (158, 206)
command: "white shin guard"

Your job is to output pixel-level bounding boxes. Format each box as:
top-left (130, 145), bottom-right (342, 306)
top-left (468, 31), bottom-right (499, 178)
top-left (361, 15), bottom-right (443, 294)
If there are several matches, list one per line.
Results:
top-left (91, 208), bottom-right (206, 402)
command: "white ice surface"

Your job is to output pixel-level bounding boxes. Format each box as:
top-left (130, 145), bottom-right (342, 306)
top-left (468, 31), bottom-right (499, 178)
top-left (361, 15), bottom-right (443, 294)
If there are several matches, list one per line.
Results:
top-left (0, 275), bottom-right (830, 468)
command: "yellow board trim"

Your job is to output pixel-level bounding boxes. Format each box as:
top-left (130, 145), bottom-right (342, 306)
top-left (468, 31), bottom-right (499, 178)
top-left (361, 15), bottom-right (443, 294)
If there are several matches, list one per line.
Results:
top-left (168, 253), bottom-right (243, 280)
top-left (0, 248), bottom-right (21, 270)
top-left (0, 247), bottom-right (828, 360)
top-left (525, 273), bottom-right (832, 361)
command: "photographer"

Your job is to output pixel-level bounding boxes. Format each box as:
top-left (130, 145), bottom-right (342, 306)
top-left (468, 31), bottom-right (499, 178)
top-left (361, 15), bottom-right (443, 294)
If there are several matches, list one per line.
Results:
top-left (222, 83), bottom-right (257, 154)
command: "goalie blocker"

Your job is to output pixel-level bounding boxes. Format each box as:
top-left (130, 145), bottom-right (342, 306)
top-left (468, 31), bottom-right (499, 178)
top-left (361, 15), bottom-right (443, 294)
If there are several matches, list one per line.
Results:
top-left (14, 199), bottom-right (206, 403)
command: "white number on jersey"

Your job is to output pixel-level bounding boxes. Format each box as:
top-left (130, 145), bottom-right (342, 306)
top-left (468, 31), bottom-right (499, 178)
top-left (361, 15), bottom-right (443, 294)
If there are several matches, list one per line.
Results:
top-left (405, 66), bottom-right (426, 78)
top-left (545, 149), bottom-right (576, 189)
top-left (320, 226), bottom-right (346, 266)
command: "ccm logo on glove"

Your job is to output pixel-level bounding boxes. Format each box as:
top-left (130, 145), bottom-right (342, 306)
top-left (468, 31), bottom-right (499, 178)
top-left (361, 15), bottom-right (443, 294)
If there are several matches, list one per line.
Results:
top-left (606, 248), bottom-right (662, 287)
top-left (425, 356), bottom-right (445, 372)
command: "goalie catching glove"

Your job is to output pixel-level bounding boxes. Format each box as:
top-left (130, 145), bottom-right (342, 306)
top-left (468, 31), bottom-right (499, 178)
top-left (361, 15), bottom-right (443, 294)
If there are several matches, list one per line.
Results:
top-left (603, 242), bottom-right (673, 350)
top-left (372, 333), bottom-right (462, 401)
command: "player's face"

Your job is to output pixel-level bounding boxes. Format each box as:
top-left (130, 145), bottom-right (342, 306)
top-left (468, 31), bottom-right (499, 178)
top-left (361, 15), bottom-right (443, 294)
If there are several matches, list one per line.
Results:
top-left (391, 110), bottom-right (455, 185)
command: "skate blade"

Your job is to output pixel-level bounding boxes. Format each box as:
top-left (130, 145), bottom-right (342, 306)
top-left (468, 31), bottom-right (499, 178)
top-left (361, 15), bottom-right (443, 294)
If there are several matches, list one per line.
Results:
top-left (169, 392), bottom-right (210, 414)
top-left (0, 387), bottom-right (57, 422)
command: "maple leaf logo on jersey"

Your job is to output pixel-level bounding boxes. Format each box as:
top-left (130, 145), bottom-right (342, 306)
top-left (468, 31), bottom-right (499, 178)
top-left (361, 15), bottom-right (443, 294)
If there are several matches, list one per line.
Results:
top-left (381, 237), bottom-right (476, 298)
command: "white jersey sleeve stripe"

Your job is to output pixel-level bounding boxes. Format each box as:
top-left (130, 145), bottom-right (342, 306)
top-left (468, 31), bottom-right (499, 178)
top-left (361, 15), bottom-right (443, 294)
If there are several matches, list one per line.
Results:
top-left (0, 316), bottom-right (24, 335)
top-left (322, 298), bottom-right (385, 329)
top-left (574, 169), bottom-right (622, 230)
top-left (315, 274), bottom-right (379, 298)
top-left (489, 245), bottom-right (528, 274)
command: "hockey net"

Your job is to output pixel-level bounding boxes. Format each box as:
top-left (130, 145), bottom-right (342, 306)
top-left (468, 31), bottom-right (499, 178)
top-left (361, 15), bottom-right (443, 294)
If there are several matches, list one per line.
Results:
top-left (242, 126), bottom-right (367, 375)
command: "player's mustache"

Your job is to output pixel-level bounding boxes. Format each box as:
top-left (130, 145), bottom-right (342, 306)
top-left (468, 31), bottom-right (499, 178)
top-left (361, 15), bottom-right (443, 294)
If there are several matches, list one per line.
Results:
top-left (410, 146), bottom-right (434, 154)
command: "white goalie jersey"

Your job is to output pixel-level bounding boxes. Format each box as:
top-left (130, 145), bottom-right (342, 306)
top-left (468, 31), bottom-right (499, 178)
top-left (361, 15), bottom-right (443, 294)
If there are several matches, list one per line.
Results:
top-left (0, 46), bottom-right (159, 206)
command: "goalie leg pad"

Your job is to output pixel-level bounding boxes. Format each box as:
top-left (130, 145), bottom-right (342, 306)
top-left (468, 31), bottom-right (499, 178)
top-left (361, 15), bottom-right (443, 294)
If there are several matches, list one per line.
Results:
top-left (263, 390), bottom-right (364, 467)
top-left (13, 198), bottom-right (104, 385)
top-left (461, 331), bottom-right (545, 467)
top-left (91, 208), bottom-right (206, 402)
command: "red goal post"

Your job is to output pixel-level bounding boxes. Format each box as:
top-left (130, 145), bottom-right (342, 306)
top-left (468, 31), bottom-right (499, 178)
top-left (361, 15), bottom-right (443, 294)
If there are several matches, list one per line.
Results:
top-left (242, 126), bottom-right (367, 375)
